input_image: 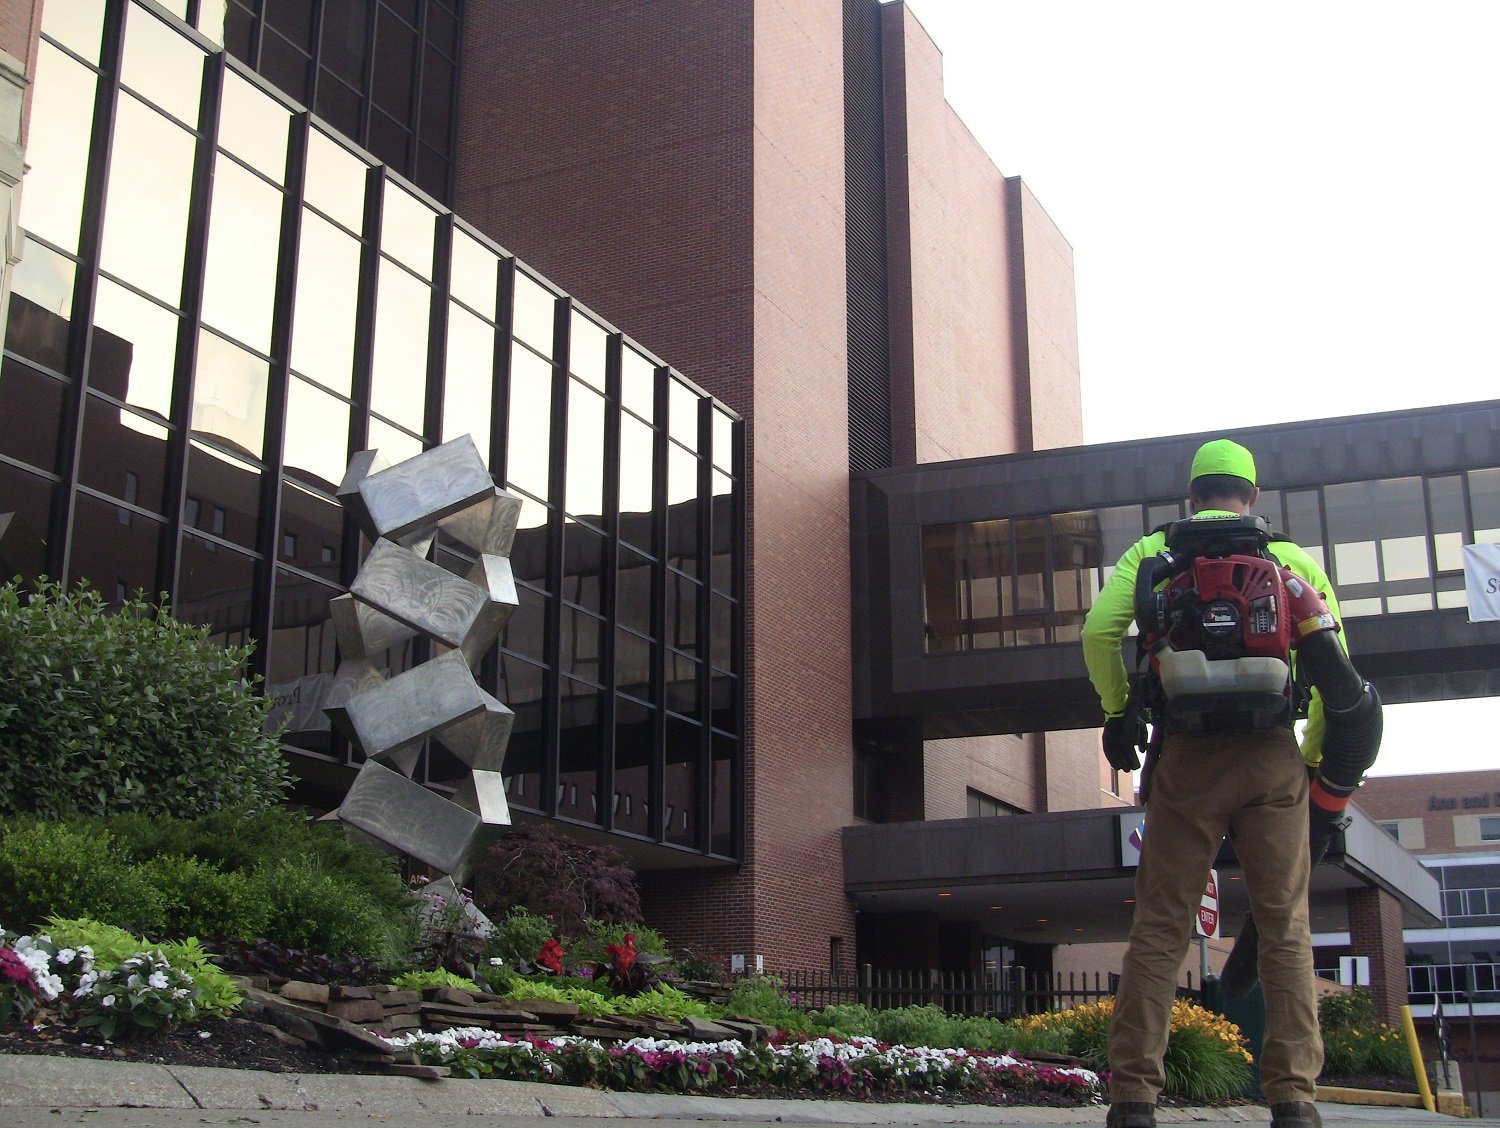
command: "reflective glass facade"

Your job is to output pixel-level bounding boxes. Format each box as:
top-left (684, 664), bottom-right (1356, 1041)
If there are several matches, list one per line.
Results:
top-left (922, 469), bottom-right (1500, 653)
top-left (0, 0), bottom-right (744, 860)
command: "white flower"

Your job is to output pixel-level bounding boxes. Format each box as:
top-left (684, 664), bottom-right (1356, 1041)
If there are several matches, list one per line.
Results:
top-left (101, 994), bottom-right (116, 1008)
top-left (127, 973), bottom-right (144, 989)
top-left (198, 1030), bottom-right (211, 1039)
top-left (489, 957), bottom-right (504, 966)
top-left (147, 972), bottom-right (169, 990)
top-left (36, 973), bottom-right (63, 1001)
top-left (56, 948), bottom-right (77, 965)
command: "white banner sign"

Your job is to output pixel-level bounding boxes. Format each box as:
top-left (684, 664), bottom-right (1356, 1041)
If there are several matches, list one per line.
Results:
top-left (1463, 543), bottom-right (1500, 622)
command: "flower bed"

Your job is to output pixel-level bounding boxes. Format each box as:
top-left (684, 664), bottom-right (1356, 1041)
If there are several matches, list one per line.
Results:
top-left (384, 1028), bottom-right (1104, 1102)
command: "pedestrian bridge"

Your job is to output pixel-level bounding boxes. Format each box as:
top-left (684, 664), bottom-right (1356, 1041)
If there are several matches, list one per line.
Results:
top-left (852, 399), bottom-right (1500, 737)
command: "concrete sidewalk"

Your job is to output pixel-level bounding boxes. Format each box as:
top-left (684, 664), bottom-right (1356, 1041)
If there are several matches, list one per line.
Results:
top-left (0, 1053), bottom-right (1489, 1127)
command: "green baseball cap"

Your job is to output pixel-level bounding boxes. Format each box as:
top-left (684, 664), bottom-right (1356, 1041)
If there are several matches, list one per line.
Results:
top-left (1190, 438), bottom-right (1257, 487)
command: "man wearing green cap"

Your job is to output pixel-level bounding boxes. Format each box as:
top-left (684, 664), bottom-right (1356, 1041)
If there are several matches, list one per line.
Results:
top-left (1081, 438), bottom-right (1342, 1128)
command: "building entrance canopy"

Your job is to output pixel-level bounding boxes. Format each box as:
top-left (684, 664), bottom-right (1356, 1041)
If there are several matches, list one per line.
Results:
top-left (843, 804), bottom-right (1442, 947)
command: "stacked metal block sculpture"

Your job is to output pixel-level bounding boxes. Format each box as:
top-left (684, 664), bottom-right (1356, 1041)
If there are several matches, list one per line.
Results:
top-left (324, 435), bottom-right (522, 885)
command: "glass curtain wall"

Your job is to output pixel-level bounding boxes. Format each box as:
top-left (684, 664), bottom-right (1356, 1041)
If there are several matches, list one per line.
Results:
top-left (923, 472), bottom-right (1500, 653)
top-left (0, 0), bottom-right (744, 861)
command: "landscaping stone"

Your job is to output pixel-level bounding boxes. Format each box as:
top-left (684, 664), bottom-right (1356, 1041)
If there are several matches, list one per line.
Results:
top-left (279, 980), bottom-right (330, 1005)
top-left (327, 998), bottom-right (386, 1024)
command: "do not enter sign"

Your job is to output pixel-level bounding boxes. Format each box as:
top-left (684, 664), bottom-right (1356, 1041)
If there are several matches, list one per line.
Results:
top-left (1195, 869), bottom-right (1220, 939)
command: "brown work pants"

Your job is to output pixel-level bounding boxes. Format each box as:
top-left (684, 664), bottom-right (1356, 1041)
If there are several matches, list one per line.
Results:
top-left (1108, 726), bottom-right (1322, 1105)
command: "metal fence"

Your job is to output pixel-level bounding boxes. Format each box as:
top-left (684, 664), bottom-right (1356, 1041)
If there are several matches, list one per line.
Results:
top-left (761, 966), bottom-right (1152, 1018)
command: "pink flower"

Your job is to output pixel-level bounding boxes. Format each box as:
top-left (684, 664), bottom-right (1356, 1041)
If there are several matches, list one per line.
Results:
top-left (0, 948), bottom-right (35, 989)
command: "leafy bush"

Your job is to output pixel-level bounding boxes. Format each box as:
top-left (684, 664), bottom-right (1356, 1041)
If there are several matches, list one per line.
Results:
top-left (0, 580), bottom-right (290, 819)
top-left (1319, 987), bottom-right (1409, 1078)
top-left (485, 905), bottom-right (560, 970)
top-left (470, 823), bottom-right (642, 939)
top-left (1, 809), bottom-right (421, 963)
top-left (1008, 998), bottom-right (1113, 1067)
top-left (721, 973), bottom-right (811, 1034)
top-left (500, 976), bottom-right (613, 1015)
top-left (0, 819), bottom-right (165, 933)
top-left (611, 983), bottom-right (712, 1019)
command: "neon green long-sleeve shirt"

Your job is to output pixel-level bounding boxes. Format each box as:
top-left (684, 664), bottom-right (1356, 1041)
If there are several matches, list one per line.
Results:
top-left (1079, 510), bottom-right (1345, 767)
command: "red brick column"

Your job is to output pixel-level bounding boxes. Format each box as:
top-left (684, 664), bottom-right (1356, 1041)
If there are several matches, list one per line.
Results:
top-left (1346, 885), bottom-right (1407, 1025)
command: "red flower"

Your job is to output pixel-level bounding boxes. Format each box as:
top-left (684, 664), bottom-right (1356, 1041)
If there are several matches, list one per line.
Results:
top-left (536, 937), bottom-right (566, 973)
top-left (605, 932), bottom-right (637, 972)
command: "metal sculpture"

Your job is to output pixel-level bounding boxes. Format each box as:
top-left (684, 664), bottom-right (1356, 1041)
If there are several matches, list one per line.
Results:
top-left (324, 435), bottom-right (522, 885)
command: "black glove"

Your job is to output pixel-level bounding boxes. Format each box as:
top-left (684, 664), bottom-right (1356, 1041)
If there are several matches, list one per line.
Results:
top-left (1102, 715), bottom-right (1140, 772)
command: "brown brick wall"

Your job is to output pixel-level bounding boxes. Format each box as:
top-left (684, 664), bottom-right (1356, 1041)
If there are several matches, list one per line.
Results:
top-left (456, 0), bottom-right (856, 973)
top-left (1347, 884), bottom-right (1408, 1026)
top-left (883, 4), bottom-right (1025, 466)
top-left (0, 0), bottom-right (37, 68)
top-left (923, 733), bottom-right (1038, 819)
top-left (1015, 179), bottom-right (1083, 451)
top-left (1353, 770), bottom-right (1500, 854)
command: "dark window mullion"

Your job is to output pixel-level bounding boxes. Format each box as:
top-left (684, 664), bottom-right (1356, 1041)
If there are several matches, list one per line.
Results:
top-left (161, 54), bottom-right (225, 606)
top-left (540, 293), bottom-right (571, 817)
top-left (729, 410), bottom-right (746, 860)
top-left (597, 331), bottom-right (623, 830)
top-left (692, 394), bottom-right (712, 849)
top-left (489, 255), bottom-right (515, 482)
top-left (648, 364), bottom-right (670, 841)
top-left (249, 112), bottom-right (310, 682)
top-left (408, 0), bottom-right (426, 177)
top-left (423, 212), bottom-right (453, 444)
top-left (339, 162), bottom-right (384, 589)
top-left (51, 1), bottom-right (127, 585)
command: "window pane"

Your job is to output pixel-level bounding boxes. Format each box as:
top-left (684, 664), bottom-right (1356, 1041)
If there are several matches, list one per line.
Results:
top-left (100, 94), bottom-right (196, 301)
top-left (668, 377), bottom-right (699, 450)
top-left (202, 157), bottom-right (283, 353)
top-left (193, 330), bottom-right (268, 458)
top-left (42, 0), bottom-right (104, 63)
top-left (561, 606), bottom-right (603, 682)
top-left (380, 183), bottom-right (435, 280)
top-left (615, 628), bottom-right (652, 698)
top-left (612, 696), bottom-right (653, 837)
top-left (218, 70), bottom-right (290, 183)
top-left (177, 533), bottom-right (257, 646)
top-left (450, 229), bottom-right (498, 315)
top-left (442, 302), bottom-right (494, 447)
top-left (712, 406), bottom-right (734, 471)
top-left (21, 44), bottom-right (97, 254)
top-left (505, 343), bottom-right (553, 499)
top-left (304, 129), bottom-right (368, 232)
top-left (667, 444), bottom-right (698, 574)
top-left (711, 730), bottom-right (736, 855)
top-left (618, 545), bottom-right (653, 637)
top-left (314, 71), bottom-right (361, 140)
top-left (372, 6), bottom-right (415, 120)
top-left (365, 415), bottom-right (421, 463)
top-left (562, 520), bottom-right (603, 615)
top-left (78, 396), bottom-right (168, 511)
top-left (511, 272), bottom-right (554, 357)
top-left (5, 238), bottom-right (76, 371)
top-left (569, 310), bottom-right (607, 392)
top-left (369, 258), bottom-right (429, 429)
top-left (566, 380), bottom-right (605, 520)
top-left (0, 359), bottom-right (66, 472)
top-left (259, 30), bottom-right (309, 104)
top-left (187, 440), bottom-right (261, 550)
top-left (419, 43), bottom-right (454, 148)
top-left (0, 461), bottom-right (54, 585)
top-left (319, 0), bottom-right (370, 83)
top-left (619, 414), bottom-right (655, 540)
top-left (1429, 476), bottom-right (1466, 572)
top-left (69, 489), bottom-right (161, 597)
top-left (90, 280), bottom-right (179, 419)
top-left (290, 209), bottom-right (361, 394)
top-left (1471, 468), bottom-right (1500, 542)
top-left (265, 567), bottom-right (341, 754)
top-left (664, 713), bottom-right (700, 846)
top-left (120, 4), bottom-right (204, 125)
top-left (711, 469), bottom-right (733, 594)
top-left (621, 345), bottom-right (654, 419)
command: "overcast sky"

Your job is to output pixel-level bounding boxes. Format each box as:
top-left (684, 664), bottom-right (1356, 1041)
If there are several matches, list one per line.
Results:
top-left (898, 0), bottom-right (1500, 778)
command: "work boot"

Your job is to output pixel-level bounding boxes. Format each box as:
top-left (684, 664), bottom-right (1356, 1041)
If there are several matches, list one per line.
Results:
top-left (1269, 1102), bottom-right (1322, 1128)
top-left (1105, 1102), bottom-right (1157, 1128)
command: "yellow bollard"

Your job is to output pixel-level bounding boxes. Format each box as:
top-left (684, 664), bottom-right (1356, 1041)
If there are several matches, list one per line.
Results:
top-left (1400, 1005), bottom-right (1435, 1114)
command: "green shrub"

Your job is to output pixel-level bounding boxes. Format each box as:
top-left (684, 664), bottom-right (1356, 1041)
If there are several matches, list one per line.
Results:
top-left (612, 983), bottom-right (711, 1019)
top-left (808, 1002), bottom-right (879, 1039)
top-left (501, 977), bottom-right (613, 1015)
top-left (487, 906), bottom-right (558, 968)
top-left (0, 580), bottom-right (291, 819)
top-left (247, 858), bottom-right (392, 960)
top-left (1318, 987), bottom-right (1409, 1078)
top-left (721, 973), bottom-right (811, 1034)
top-left (569, 919), bottom-right (671, 967)
top-left (0, 819), bottom-right (165, 933)
top-left (144, 854), bottom-right (267, 940)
